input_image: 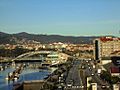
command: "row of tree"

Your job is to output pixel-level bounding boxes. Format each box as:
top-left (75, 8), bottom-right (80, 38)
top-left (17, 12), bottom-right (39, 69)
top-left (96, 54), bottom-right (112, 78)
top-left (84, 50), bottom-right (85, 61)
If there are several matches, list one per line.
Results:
top-left (0, 47), bottom-right (32, 58)
top-left (100, 71), bottom-right (120, 84)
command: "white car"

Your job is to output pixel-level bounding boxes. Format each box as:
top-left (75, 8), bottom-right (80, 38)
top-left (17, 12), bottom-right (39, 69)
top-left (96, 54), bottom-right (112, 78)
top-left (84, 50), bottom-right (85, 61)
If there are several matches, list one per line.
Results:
top-left (67, 80), bottom-right (73, 87)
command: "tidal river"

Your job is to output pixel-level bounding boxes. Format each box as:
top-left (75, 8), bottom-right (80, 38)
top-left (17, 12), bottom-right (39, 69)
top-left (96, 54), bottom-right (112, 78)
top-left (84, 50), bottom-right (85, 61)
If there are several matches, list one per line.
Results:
top-left (0, 62), bottom-right (53, 90)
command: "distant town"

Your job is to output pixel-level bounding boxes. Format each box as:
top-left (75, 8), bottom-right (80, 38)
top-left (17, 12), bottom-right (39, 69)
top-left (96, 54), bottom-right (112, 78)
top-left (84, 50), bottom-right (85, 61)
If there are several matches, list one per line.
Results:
top-left (0, 32), bottom-right (120, 90)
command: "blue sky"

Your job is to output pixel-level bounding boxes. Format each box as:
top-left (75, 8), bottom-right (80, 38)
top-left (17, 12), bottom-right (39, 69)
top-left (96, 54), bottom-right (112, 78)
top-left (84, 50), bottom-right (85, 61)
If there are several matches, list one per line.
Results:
top-left (0, 0), bottom-right (120, 36)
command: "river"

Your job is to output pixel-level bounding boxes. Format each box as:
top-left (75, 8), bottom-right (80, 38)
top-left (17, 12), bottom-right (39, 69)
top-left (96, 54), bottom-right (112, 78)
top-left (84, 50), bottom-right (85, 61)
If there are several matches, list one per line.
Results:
top-left (0, 62), bottom-right (54, 90)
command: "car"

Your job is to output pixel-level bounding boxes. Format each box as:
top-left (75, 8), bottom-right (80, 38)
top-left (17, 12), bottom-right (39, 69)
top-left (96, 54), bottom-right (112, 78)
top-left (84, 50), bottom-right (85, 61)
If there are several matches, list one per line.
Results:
top-left (58, 85), bottom-right (62, 89)
top-left (88, 58), bottom-right (91, 60)
top-left (101, 85), bottom-right (107, 89)
top-left (89, 68), bottom-right (92, 71)
top-left (67, 80), bottom-right (73, 87)
top-left (81, 66), bottom-right (85, 69)
top-left (80, 86), bottom-right (84, 88)
top-left (91, 73), bottom-right (94, 76)
top-left (72, 86), bottom-right (76, 88)
top-left (67, 83), bottom-right (72, 87)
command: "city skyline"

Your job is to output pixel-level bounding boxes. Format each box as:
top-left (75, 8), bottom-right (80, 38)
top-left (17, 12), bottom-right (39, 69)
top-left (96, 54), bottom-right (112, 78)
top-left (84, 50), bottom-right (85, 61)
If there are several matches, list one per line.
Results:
top-left (0, 0), bottom-right (120, 36)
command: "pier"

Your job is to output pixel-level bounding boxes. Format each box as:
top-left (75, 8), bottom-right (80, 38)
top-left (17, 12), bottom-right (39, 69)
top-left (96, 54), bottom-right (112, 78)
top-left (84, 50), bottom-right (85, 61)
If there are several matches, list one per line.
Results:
top-left (6, 64), bottom-right (24, 81)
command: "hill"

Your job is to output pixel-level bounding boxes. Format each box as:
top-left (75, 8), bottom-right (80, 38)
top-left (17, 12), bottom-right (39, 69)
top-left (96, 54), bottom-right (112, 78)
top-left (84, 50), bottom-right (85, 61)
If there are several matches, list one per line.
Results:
top-left (0, 32), bottom-right (100, 44)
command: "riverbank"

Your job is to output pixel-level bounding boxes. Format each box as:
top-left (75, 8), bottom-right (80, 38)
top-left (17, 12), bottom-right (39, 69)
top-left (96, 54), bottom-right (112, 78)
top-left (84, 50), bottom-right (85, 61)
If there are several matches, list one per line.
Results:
top-left (14, 59), bottom-right (73, 90)
top-left (0, 62), bottom-right (51, 90)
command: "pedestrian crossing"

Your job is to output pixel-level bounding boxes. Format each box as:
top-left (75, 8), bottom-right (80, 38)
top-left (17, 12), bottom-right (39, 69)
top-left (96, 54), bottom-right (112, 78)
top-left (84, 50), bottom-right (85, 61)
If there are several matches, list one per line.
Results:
top-left (64, 85), bottom-right (84, 89)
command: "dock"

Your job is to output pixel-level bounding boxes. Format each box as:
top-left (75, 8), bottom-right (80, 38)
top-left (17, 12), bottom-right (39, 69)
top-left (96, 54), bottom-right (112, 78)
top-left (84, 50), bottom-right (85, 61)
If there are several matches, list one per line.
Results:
top-left (6, 64), bottom-right (24, 81)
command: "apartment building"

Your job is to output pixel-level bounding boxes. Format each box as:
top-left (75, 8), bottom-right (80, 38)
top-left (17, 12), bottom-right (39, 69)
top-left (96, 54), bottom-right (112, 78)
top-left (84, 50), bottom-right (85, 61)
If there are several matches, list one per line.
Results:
top-left (94, 37), bottom-right (120, 60)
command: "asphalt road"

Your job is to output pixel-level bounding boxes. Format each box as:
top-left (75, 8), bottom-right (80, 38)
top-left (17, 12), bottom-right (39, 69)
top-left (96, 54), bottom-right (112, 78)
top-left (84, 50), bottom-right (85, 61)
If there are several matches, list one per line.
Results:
top-left (85, 60), bottom-right (111, 90)
top-left (64, 59), bottom-right (112, 90)
top-left (65, 60), bottom-right (84, 90)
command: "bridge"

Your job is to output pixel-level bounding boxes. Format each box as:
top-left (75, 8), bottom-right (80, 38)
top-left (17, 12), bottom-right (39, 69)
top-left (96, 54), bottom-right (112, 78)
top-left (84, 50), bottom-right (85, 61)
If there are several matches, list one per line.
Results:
top-left (2, 50), bottom-right (70, 64)
top-left (12, 51), bottom-right (53, 62)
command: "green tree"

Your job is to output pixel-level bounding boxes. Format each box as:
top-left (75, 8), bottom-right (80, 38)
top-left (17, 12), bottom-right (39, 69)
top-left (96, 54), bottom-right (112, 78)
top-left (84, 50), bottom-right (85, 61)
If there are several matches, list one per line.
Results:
top-left (111, 76), bottom-right (120, 84)
top-left (100, 71), bottom-right (111, 83)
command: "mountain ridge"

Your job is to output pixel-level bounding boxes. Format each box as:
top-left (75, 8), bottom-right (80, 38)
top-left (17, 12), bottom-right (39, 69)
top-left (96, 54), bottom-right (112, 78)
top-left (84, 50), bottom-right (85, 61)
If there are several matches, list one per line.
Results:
top-left (0, 32), bottom-right (114, 44)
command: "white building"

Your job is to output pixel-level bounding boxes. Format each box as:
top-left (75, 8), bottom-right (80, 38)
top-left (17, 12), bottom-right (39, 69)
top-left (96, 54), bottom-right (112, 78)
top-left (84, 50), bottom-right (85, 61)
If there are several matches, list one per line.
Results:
top-left (113, 84), bottom-right (119, 90)
top-left (91, 83), bottom-right (97, 90)
top-left (94, 37), bottom-right (120, 60)
top-left (87, 77), bottom-right (92, 88)
top-left (46, 52), bottom-right (69, 65)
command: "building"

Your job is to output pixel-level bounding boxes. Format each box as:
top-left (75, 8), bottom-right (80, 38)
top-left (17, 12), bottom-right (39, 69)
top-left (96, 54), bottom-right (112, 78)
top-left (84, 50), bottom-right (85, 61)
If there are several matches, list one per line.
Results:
top-left (87, 76), bottom-right (92, 88)
top-left (113, 84), bottom-right (120, 90)
top-left (111, 56), bottom-right (120, 66)
top-left (94, 37), bottom-right (120, 60)
top-left (110, 67), bottom-right (120, 76)
top-left (91, 83), bottom-right (97, 90)
top-left (45, 52), bottom-right (69, 65)
top-left (94, 39), bottom-right (100, 60)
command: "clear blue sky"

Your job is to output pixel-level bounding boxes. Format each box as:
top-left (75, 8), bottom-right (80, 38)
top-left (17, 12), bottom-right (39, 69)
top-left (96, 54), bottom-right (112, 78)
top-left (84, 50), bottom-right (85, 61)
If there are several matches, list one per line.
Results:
top-left (0, 0), bottom-right (120, 36)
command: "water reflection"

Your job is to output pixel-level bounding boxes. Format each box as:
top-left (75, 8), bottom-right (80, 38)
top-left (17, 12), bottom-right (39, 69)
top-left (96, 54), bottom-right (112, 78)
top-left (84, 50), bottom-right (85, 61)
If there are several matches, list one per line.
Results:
top-left (0, 62), bottom-right (51, 90)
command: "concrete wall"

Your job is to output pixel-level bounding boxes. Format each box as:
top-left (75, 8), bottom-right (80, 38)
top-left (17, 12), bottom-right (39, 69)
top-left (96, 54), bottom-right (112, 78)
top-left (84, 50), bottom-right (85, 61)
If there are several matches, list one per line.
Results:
top-left (23, 80), bottom-right (44, 90)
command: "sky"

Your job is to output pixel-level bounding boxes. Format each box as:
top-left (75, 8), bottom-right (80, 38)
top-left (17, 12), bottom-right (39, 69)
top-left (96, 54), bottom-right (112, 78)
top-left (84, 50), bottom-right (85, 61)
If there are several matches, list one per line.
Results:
top-left (0, 0), bottom-right (120, 36)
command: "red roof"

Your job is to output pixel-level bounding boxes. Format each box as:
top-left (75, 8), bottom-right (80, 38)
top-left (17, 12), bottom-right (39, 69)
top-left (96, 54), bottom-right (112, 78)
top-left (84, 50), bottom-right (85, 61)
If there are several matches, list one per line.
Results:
top-left (100, 37), bottom-right (120, 42)
top-left (100, 37), bottom-right (113, 42)
top-left (110, 67), bottom-right (120, 73)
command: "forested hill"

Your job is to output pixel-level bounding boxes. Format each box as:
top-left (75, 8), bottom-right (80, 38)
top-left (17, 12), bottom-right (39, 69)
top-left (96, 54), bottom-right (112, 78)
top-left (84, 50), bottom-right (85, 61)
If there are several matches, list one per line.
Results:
top-left (0, 32), bottom-right (101, 44)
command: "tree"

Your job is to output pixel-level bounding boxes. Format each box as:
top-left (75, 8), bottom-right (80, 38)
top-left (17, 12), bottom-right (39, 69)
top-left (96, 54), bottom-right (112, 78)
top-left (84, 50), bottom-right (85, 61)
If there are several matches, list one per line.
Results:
top-left (100, 71), bottom-right (120, 84)
top-left (100, 71), bottom-right (111, 83)
top-left (111, 76), bottom-right (120, 84)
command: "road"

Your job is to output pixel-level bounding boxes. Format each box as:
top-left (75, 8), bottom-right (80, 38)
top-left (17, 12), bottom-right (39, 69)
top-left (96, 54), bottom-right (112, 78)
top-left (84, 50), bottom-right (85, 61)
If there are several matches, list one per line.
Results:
top-left (84, 60), bottom-right (111, 90)
top-left (65, 60), bottom-right (84, 90)
top-left (64, 59), bottom-right (112, 90)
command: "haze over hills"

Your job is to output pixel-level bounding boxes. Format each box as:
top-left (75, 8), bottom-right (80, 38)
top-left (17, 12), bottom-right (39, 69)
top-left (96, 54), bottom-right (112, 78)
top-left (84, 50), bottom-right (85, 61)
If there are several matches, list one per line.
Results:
top-left (0, 32), bottom-right (113, 44)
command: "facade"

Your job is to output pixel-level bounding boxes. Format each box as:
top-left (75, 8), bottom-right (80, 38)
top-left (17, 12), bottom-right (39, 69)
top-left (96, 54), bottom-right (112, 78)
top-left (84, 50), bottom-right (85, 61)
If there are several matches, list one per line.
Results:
top-left (87, 77), bottom-right (92, 88)
top-left (111, 56), bottom-right (120, 76)
top-left (46, 52), bottom-right (69, 65)
top-left (110, 67), bottom-right (120, 76)
top-left (66, 44), bottom-right (93, 52)
top-left (111, 56), bottom-right (120, 66)
top-left (94, 39), bottom-right (100, 60)
top-left (91, 83), bottom-right (97, 90)
top-left (94, 37), bottom-right (120, 60)
top-left (113, 84), bottom-right (120, 90)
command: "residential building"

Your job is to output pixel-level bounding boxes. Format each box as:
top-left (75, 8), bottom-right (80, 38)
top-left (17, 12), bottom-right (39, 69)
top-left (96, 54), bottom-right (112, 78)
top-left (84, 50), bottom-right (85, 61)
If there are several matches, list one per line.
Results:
top-left (113, 84), bottom-right (120, 90)
top-left (87, 76), bottom-right (92, 88)
top-left (91, 83), bottom-right (97, 90)
top-left (94, 37), bottom-right (120, 60)
top-left (110, 67), bottom-right (120, 76)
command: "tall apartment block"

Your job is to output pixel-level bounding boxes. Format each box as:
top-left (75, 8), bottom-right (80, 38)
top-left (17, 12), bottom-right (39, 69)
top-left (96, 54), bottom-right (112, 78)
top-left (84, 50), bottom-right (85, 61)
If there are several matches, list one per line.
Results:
top-left (94, 37), bottom-right (120, 60)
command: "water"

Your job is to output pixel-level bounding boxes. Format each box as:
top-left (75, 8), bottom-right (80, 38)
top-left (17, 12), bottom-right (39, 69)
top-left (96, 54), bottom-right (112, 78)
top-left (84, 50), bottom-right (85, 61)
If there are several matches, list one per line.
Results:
top-left (0, 62), bottom-right (51, 90)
